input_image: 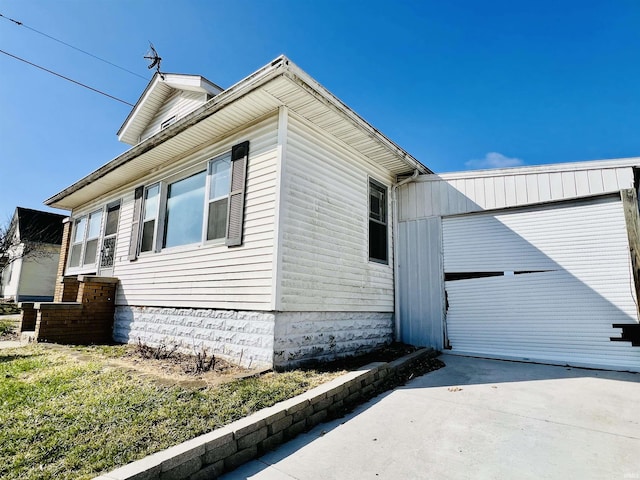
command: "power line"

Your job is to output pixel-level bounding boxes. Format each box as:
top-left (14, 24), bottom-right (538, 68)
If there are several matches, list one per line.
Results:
top-left (0, 49), bottom-right (134, 106)
top-left (0, 12), bottom-right (148, 81)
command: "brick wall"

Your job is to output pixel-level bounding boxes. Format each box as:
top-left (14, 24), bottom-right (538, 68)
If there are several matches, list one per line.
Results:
top-left (53, 218), bottom-right (71, 302)
top-left (18, 302), bottom-right (36, 331)
top-left (35, 276), bottom-right (118, 344)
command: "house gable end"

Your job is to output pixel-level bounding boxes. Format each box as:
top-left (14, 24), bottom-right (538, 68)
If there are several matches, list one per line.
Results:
top-left (118, 73), bottom-right (223, 146)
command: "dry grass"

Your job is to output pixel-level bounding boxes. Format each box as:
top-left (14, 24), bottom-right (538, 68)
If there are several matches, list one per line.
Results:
top-left (0, 344), bottom-right (343, 480)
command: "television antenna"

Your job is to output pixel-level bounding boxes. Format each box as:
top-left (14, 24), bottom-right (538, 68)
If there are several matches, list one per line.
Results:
top-left (144, 43), bottom-right (164, 79)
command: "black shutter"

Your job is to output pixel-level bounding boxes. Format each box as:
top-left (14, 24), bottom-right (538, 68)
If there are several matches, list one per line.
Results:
top-left (226, 141), bottom-right (249, 247)
top-left (128, 186), bottom-right (144, 260)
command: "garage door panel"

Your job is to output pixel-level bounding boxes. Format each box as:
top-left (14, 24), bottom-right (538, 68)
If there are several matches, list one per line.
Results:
top-left (443, 197), bottom-right (640, 371)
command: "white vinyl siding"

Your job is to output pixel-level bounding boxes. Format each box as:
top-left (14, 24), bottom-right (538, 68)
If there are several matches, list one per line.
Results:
top-left (443, 198), bottom-right (640, 371)
top-left (111, 116), bottom-right (279, 311)
top-left (278, 113), bottom-right (395, 312)
top-left (139, 90), bottom-right (207, 142)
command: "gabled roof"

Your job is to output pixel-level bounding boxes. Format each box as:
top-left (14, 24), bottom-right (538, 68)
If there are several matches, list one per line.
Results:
top-left (13, 207), bottom-right (66, 245)
top-left (117, 73), bottom-right (223, 145)
top-left (46, 55), bottom-right (431, 210)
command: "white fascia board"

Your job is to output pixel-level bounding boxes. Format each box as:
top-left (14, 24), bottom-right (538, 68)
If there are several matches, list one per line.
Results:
top-left (46, 57), bottom-right (289, 209)
top-left (425, 156), bottom-right (640, 182)
top-left (283, 60), bottom-right (432, 176)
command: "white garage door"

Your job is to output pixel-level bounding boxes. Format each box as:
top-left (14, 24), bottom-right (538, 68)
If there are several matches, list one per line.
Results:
top-left (443, 196), bottom-right (640, 371)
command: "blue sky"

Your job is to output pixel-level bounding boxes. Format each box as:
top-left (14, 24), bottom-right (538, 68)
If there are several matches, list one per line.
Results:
top-left (1, 0), bottom-right (640, 221)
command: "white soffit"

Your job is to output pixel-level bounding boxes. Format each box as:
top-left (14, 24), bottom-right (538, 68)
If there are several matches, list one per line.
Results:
top-left (47, 56), bottom-right (430, 210)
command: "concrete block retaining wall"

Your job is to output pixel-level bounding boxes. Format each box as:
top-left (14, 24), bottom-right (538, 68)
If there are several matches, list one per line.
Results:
top-left (95, 348), bottom-right (435, 480)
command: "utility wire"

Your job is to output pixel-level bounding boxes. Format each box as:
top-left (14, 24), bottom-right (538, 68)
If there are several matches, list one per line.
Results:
top-left (0, 49), bottom-right (134, 106)
top-left (0, 12), bottom-right (148, 81)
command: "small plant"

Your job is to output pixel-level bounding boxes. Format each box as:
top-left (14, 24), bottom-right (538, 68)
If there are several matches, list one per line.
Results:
top-left (192, 346), bottom-right (216, 374)
top-left (136, 338), bottom-right (178, 360)
top-left (0, 319), bottom-right (15, 337)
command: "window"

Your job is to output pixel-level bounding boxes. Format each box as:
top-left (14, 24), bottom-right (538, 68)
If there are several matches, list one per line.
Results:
top-left (83, 210), bottom-right (103, 265)
top-left (140, 184), bottom-right (160, 253)
top-left (163, 171), bottom-right (206, 248)
top-left (68, 209), bottom-right (103, 269)
top-left (369, 179), bottom-right (388, 263)
top-left (69, 216), bottom-right (87, 268)
top-left (206, 154), bottom-right (231, 240)
top-left (129, 141), bottom-right (249, 258)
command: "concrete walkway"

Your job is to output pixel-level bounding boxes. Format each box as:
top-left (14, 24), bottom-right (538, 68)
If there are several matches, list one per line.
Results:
top-left (222, 354), bottom-right (640, 480)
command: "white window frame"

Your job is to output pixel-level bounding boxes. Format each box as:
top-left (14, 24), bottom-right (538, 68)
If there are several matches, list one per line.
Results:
top-left (368, 177), bottom-right (389, 265)
top-left (139, 183), bottom-right (162, 254)
top-left (67, 208), bottom-right (104, 272)
top-left (203, 152), bottom-right (232, 244)
top-left (139, 151), bottom-right (234, 253)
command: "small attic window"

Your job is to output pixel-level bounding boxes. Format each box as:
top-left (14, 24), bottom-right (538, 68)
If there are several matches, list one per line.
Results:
top-left (161, 116), bottom-right (176, 130)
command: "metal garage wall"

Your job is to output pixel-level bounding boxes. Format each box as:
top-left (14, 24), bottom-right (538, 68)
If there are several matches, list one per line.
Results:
top-left (443, 196), bottom-right (640, 371)
top-left (397, 217), bottom-right (444, 349)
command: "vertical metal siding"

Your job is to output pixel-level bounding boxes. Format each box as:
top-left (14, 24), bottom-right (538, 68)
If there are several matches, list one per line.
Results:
top-left (399, 166), bottom-right (635, 221)
top-left (397, 218), bottom-right (444, 349)
top-left (443, 198), bottom-right (640, 371)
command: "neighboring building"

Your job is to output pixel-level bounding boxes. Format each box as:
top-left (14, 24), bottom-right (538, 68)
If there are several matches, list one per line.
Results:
top-left (43, 56), bottom-right (640, 372)
top-left (0, 207), bottom-right (65, 302)
top-left (44, 56), bottom-right (430, 368)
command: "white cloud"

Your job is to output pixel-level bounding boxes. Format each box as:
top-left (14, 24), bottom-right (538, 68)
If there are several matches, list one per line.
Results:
top-left (465, 152), bottom-right (524, 169)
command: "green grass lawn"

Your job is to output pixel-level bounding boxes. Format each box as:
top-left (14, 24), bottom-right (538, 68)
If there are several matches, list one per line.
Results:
top-left (0, 345), bottom-right (340, 480)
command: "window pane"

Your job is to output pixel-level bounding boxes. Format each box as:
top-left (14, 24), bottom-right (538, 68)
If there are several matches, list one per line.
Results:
top-left (69, 244), bottom-right (83, 268)
top-left (72, 217), bottom-right (86, 243)
top-left (207, 198), bottom-right (228, 240)
top-left (83, 238), bottom-right (98, 265)
top-left (209, 156), bottom-right (231, 200)
top-left (163, 171), bottom-right (206, 248)
top-left (369, 220), bottom-right (388, 263)
top-left (140, 220), bottom-right (155, 252)
top-left (87, 211), bottom-right (103, 239)
top-left (104, 204), bottom-right (120, 236)
top-left (369, 182), bottom-right (386, 223)
top-left (143, 185), bottom-right (160, 222)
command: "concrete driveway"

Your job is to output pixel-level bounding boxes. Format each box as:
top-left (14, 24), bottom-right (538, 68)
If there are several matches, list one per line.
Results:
top-left (222, 354), bottom-right (640, 480)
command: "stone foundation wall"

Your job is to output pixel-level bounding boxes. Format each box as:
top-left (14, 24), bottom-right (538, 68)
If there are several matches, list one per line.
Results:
top-left (113, 306), bottom-right (276, 369)
top-left (273, 312), bottom-right (394, 367)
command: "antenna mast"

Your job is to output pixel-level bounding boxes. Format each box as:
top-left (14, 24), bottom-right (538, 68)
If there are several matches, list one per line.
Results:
top-left (144, 43), bottom-right (164, 79)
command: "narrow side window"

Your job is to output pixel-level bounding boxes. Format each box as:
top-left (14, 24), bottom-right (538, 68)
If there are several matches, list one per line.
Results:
top-left (69, 216), bottom-right (87, 268)
top-left (206, 154), bottom-right (231, 241)
top-left (82, 210), bottom-right (103, 266)
top-left (140, 184), bottom-right (160, 253)
top-left (369, 179), bottom-right (388, 264)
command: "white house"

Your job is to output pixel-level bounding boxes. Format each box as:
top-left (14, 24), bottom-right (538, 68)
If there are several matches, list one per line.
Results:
top-left (44, 55), bottom-right (640, 372)
top-left (1, 207), bottom-right (65, 302)
top-left (45, 56), bottom-right (430, 368)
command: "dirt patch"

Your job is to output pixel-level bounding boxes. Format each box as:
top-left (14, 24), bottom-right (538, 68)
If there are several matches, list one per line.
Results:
top-left (35, 342), bottom-right (442, 389)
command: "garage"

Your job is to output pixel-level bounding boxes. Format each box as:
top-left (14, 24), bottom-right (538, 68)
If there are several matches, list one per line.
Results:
top-left (442, 195), bottom-right (640, 370)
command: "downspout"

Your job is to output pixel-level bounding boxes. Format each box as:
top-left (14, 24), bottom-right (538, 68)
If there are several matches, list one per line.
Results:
top-left (392, 169), bottom-right (420, 342)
